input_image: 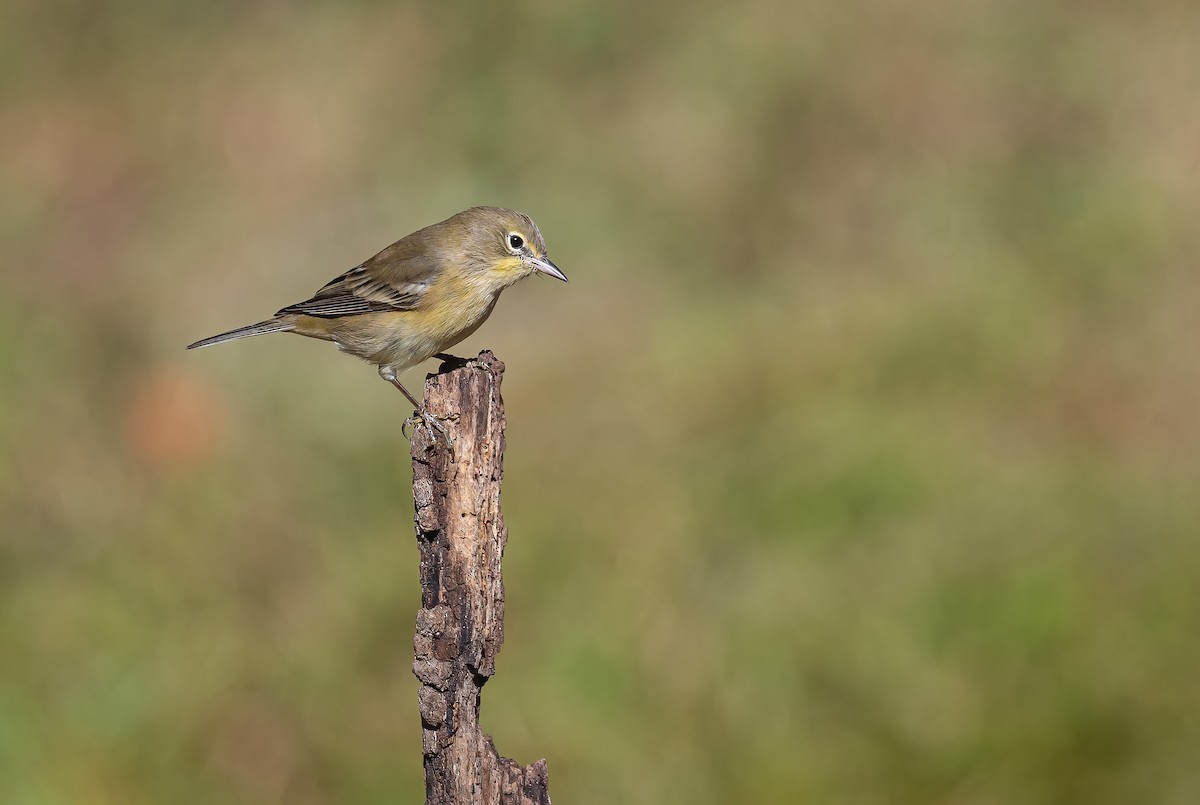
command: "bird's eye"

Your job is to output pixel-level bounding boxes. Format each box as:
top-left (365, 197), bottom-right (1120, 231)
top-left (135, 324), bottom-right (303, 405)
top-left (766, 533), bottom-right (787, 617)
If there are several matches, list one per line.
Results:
top-left (507, 234), bottom-right (524, 251)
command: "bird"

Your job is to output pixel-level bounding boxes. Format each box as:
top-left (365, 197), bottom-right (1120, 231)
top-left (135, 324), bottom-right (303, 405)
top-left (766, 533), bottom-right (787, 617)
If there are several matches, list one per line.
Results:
top-left (187, 206), bottom-right (567, 441)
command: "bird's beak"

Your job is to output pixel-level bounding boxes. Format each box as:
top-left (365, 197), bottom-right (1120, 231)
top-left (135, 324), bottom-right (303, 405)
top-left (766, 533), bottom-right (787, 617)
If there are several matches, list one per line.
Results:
top-left (529, 255), bottom-right (568, 282)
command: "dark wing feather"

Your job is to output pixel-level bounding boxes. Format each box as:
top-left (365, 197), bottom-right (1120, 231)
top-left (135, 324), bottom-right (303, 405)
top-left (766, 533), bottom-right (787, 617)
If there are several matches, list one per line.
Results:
top-left (276, 234), bottom-right (441, 319)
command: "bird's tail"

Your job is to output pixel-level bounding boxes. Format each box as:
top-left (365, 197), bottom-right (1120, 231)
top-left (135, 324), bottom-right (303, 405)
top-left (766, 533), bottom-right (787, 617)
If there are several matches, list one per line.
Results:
top-left (186, 319), bottom-right (293, 350)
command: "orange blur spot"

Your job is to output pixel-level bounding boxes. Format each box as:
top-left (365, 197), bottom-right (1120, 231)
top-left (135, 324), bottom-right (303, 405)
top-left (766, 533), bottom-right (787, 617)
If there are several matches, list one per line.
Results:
top-left (126, 367), bottom-right (226, 470)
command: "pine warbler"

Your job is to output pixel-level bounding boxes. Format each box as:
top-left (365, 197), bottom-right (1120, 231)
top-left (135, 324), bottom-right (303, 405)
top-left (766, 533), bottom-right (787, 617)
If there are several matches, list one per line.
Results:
top-left (187, 206), bottom-right (566, 438)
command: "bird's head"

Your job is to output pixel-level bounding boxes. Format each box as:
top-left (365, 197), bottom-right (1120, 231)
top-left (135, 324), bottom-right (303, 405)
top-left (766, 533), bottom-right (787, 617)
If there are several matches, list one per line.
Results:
top-left (451, 206), bottom-right (567, 288)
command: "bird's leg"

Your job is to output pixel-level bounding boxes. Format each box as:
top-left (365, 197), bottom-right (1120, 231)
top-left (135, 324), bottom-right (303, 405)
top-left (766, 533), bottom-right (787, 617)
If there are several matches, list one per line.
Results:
top-left (433, 352), bottom-right (470, 368)
top-left (378, 365), bottom-right (454, 454)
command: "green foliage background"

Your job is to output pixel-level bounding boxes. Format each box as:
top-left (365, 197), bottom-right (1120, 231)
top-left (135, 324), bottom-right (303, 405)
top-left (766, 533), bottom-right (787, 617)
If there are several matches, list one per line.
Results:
top-left (2, 1), bottom-right (1199, 802)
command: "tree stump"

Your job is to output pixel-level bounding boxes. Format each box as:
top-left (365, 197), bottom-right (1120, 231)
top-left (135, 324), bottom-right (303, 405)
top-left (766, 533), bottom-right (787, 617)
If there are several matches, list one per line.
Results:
top-left (409, 351), bottom-right (551, 805)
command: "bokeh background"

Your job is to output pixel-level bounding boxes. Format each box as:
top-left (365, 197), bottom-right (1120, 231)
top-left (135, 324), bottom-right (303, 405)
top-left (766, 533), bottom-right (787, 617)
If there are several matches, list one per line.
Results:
top-left (3, 1), bottom-right (1199, 802)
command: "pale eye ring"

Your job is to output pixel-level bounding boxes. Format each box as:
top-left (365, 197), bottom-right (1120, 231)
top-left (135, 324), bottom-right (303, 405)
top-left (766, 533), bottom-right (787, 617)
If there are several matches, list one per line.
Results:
top-left (507, 233), bottom-right (525, 252)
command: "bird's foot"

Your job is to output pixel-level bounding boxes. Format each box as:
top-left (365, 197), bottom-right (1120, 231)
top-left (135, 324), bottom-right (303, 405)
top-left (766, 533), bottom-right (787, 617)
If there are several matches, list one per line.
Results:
top-left (404, 409), bottom-right (455, 458)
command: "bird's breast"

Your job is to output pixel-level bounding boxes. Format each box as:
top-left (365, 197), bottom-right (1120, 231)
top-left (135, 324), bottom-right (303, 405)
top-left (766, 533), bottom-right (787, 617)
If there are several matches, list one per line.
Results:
top-left (419, 272), bottom-right (500, 345)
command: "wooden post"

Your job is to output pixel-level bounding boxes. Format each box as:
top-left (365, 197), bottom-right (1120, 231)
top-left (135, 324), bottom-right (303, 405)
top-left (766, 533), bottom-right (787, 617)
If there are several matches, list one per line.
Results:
top-left (409, 351), bottom-right (552, 805)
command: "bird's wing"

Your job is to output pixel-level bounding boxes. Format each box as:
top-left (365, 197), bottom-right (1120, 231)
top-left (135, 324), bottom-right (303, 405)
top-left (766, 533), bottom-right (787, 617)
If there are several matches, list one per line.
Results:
top-left (277, 239), bottom-right (440, 319)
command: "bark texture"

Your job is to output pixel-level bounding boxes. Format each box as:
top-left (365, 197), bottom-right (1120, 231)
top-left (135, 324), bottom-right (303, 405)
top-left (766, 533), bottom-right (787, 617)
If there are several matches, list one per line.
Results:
top-left (409, 351), bottom-right (551, 805)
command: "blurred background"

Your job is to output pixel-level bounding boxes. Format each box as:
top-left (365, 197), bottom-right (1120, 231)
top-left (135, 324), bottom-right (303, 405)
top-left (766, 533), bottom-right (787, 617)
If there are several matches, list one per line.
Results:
top-left (2, 0), bottom-right (1199, 802)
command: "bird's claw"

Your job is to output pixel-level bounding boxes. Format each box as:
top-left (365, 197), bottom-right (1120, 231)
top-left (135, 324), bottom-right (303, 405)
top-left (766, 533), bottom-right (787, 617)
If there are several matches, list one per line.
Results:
top-left (404, 410), bottom-right (455, 458)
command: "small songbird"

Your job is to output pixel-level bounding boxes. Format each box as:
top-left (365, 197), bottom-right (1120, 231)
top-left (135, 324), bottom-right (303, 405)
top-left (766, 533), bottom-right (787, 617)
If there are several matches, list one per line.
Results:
top-left (187, 206), bottom-right (567, 438)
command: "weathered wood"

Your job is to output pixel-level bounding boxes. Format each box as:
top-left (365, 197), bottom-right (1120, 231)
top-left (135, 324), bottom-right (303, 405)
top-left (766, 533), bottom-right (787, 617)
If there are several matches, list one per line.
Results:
top-left (409, 351), bottom-right (551, 805)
